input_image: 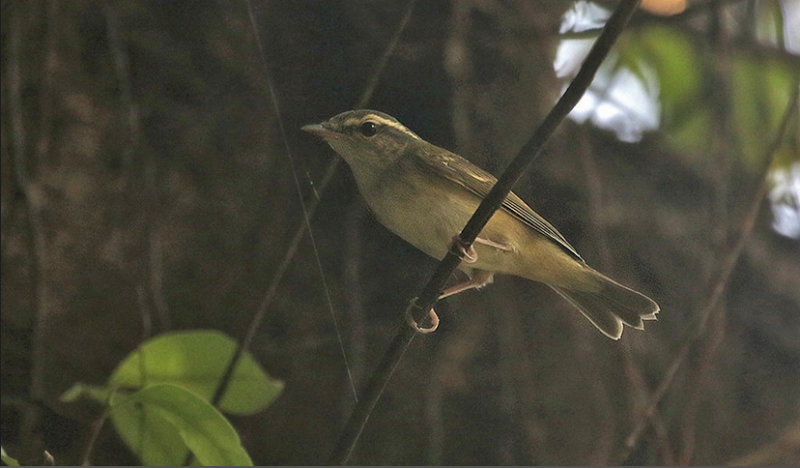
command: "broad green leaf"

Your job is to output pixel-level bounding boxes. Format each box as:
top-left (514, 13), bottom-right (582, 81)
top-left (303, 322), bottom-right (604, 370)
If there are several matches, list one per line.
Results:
top-left (111, 384), bottom-right (252, 466)
top-left (1, 446), bottom-right (20, 466)
top-left (111, 396), bottom-right (189, 466)
top-left (108, 330), bottom-right (283, 415)
top-left (60, 383), bottom-right (191, 465)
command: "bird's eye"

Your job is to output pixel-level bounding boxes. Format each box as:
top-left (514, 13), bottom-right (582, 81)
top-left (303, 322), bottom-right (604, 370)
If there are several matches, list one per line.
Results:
top-left (359, 121), bottom-right (378, 137)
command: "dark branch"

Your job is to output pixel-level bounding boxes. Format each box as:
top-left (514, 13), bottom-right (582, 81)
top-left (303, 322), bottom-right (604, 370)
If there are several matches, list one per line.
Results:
top-left (327, 1), bottom-right (643, 464)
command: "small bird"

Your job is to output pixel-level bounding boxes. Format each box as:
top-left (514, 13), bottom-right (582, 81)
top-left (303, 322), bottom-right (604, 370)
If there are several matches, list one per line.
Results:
top-left (302, 110), bottom-right (659, 339)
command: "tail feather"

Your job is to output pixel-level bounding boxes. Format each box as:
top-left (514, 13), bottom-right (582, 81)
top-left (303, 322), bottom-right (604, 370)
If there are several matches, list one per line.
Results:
top-left (551, 272), bottom-right (659, 340)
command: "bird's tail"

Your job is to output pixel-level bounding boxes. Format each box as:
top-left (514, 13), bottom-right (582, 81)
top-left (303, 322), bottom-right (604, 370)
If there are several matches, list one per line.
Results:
top-left (550, 270), bottom-right (659, 340)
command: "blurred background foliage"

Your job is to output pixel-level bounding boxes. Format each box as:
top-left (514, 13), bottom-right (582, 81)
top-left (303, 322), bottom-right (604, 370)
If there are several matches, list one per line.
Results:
top-left (2, 0), bottom-right (799, 465)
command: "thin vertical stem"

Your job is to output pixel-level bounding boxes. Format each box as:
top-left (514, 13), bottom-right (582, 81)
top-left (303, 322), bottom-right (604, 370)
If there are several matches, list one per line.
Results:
top-left (208, 0), bottom-right (419, 409)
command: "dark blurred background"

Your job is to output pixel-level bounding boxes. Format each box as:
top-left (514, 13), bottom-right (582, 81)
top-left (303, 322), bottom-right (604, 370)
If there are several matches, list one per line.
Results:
top-left (2, 0), bottom-right (799, 465)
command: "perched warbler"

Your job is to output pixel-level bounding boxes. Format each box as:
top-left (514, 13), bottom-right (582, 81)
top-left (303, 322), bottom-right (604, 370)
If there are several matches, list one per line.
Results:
top-left (302, 110), bottom-right (659, 339)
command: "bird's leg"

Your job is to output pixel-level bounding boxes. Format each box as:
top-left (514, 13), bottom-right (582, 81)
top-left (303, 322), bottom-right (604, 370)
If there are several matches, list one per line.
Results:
top-left (451, 235), bottom-right (513, 264)
top-left (439, 269), bottom-right (494, 299)
top-left (405, 270), bottom-right (494, 334)
top-left (407, 234), bottom-right (509, 334)
top-left (474, 236), bottom-right (514, 252)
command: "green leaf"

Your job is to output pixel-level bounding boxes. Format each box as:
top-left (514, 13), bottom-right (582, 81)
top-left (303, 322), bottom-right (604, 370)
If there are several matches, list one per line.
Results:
top-left (730, 54), bottom-right (798, 171)
top-left (60, 332), bottom-right (281, 466)
top-left (633, 25), bottom-right (709, 156)
top-left (627, 22), bottom-right (799, 173)
top-left (634, 26), bottom-right (703, 116)
top-left (60, 382), bottom-right (112, 403)
top-left (1, 446), bottom-right (20, 466)
top-left (108, 330), bottom-right (283, 415)
top-left (110, 384), bottom-right (252, 466)
top-left (111, 396), bottom-right (189, 466)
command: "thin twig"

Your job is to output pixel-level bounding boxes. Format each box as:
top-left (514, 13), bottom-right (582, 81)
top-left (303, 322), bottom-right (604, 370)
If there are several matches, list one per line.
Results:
top-left (342, 203), bottom-right (368, 416)
top-left (353, 1), bottom-right (416, 110)
top-left (677, 15), bottom-right (733, 460)
top-left (423, 370), bottom-right (445, 465)
top-left (575, 124), bottom-right (624, 466)
top-left (34, 0), bottom-right (58, 169)
top-left (147, 231), bottom-right (171, 330)
top-left (620, 345), bottom-right (676, 464)
top-left (104, 2), bottom-right (142, 211)
top-left (105, 2), bottom-right (171, 338)
top-left (327, 2), bottom-right (642, 464)
top-left (105, 3), bottom-right (172, 334)
top-left (578, 128), bottom-right (671, 462)
top-left (208, 0), bottom-right (419, 408)
top-left (677, 308), bottom-right (726, 464)
top-left (7, 4), bottom-right (52, 454)
top-left (497, 297), bottom-right (538, 464)
top-left (79, 394), bottom-right (114, 466)
top-left (577, 130), bottom-right (614, 269)
top-left (617, 84), bottom-right (799, 464)
top-left (252, 0), bottom-right (360, 404)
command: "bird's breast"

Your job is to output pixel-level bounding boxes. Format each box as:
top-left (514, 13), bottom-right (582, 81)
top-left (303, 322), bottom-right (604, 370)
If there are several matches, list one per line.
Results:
top-left (364, 176), bottom-right (470, 259)
top-left (358, 174), bottom-right (527, 276)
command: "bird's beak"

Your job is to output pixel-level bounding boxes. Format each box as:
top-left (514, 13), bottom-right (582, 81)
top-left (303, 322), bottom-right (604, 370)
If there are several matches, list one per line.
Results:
top-left (301, 122), bottom-right (337, 140)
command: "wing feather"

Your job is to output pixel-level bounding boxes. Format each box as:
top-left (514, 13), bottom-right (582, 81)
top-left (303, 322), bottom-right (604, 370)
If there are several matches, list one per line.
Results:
top-left (412, 143), bottom-right (583, 261)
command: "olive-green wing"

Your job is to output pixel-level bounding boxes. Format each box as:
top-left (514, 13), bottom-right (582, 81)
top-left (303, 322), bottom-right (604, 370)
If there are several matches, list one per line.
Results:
top-left (413, 143), bottom-right (583, 261)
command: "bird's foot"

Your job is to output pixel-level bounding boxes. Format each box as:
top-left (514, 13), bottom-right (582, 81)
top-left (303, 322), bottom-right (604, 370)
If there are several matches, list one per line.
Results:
top-left (405, 297), bottom-right (440, 334)
top-left (451, 236), bottom-right (478, 263)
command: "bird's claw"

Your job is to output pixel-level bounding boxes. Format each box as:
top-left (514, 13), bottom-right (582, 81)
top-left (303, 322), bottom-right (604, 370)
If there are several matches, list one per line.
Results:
top-left (452, 236), bottom-right (478, 264)
top-left (405, 297), bottom-right (440, 334)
